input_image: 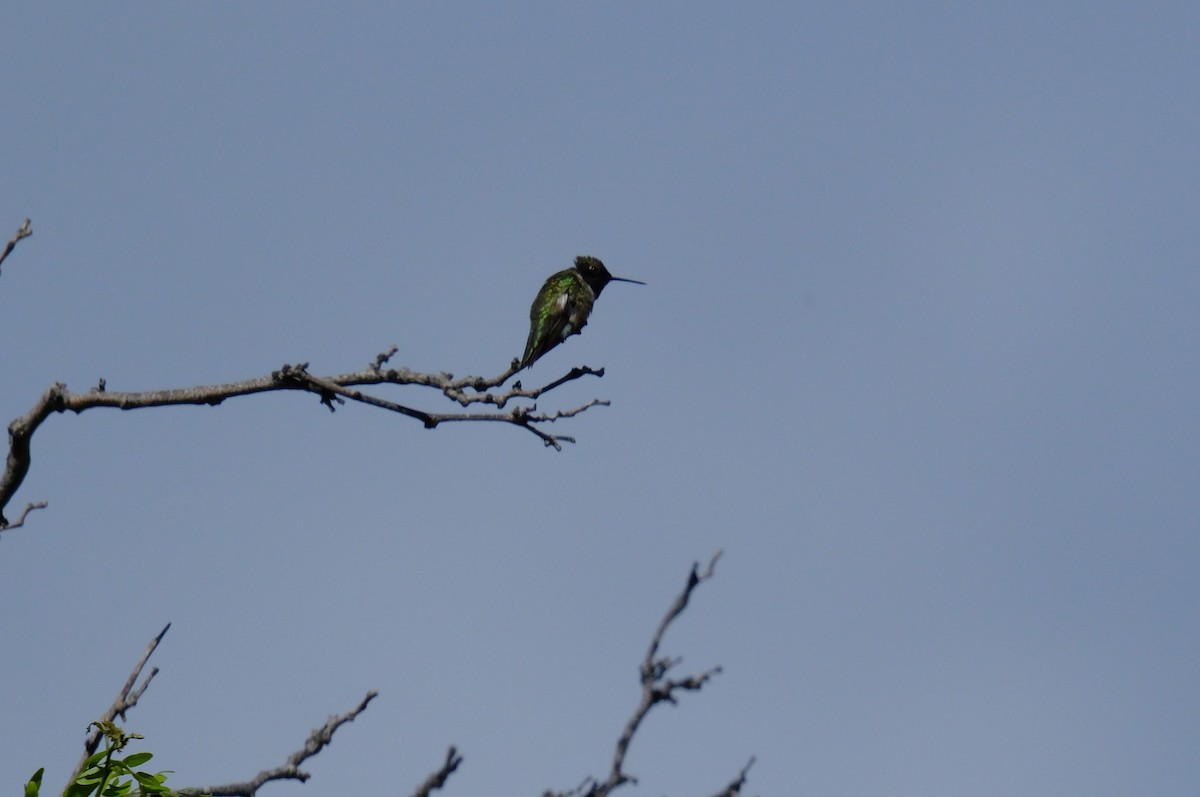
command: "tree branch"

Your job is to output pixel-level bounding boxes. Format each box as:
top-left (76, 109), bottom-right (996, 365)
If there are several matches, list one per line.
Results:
top-left (545, 551), bottom-right (751, 797)
top-left (0, 500), bottom-right (48, 533)
top-left (0, 356), bottom-right (609, 528)
top-left (0, 217), bottom-right (31, 275)
top-left (54, 556), bottom-right (745, 797)
top-left (67, 623), bottom-right (171, 790)
top-left (177, 691), bottom-right (378, 797)
top-left (410, 746), bottom-right (463, 797)
top-left (705, 756), bottom-right (756, 797)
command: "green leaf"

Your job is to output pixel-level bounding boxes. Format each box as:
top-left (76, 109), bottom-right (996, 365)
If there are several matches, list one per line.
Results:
top-left (122, 752), bottom-right (154, 767)
top-left (101, 778), bottom-right (132, 797)
top-left (133, 771), bottom-right (168, 792)
top-left (84, 749), bottom-right (110, 768)
top-left (63, 780), bottom-right (96, 797)
top-left (24, 768), bottom-right (44, 797)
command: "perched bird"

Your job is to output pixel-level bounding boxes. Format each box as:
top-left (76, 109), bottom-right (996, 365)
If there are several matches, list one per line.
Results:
top-left (519, 255), bottom-right (645, 370)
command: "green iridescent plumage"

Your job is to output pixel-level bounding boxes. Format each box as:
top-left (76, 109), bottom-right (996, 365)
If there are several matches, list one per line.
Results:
top-left (519, 255), bottom-right (644, 370)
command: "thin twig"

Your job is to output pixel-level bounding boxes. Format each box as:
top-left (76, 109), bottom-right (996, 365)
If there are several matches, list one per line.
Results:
top-left (0, 218), bottom-right (31, 274)
top-left (178, 691), bottom-right (378, 797)
top-left (705, 756), bottom-right (756, 797)
top-left (443, 365), bottom-right (604, 408)
top-left (370, 345), bottom-right (399, 371)
top-left (0, 500), bottom-right (48, 533)
top-left (645, 551), bottom-right (723, 669)
top-left (410, 746), bottom-right (463, 797)
top-left (68, 623), bottom-right (171, 791)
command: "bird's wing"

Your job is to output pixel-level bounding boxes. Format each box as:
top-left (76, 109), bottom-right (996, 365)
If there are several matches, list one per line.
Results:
top-left (521, 284), bottom-right (573, 369)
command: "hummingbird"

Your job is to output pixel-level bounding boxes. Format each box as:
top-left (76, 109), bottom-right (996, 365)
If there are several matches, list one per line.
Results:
top-left (519, 255), bottom-right (645, 370)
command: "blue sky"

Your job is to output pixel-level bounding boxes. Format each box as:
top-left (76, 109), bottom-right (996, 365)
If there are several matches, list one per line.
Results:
top-left (2, 3), bottom-right (1197, 795)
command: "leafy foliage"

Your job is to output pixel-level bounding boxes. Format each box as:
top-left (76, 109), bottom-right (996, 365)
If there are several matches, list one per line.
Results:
top-left (26, 722), bottom-right (200, 797)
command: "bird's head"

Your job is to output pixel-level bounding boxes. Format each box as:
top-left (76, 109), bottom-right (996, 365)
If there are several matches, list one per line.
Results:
top-left (574, 255), bottom-right (646, 296)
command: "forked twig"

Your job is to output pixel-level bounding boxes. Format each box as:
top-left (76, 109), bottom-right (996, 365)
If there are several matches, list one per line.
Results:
top-left (410, 746), bottom-right (463, 797)
top-left (68, 623), bottom-right (171, 790)
top-left (0, 218), bottom-right (31, 274)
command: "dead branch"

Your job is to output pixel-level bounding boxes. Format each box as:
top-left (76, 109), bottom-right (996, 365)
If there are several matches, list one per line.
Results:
top-left (0, 500), bottom-right (48, 533)
top-left (543, 550), bottom-right (752, 797)
top-left (705, 756), bottom-right (756, 797)
top-left (68, 623), bottom-right (171, 790)
top-left (0, 356), bottom-right (608, 529)
top-left (54, 555), bottom-right (746, 797)
top-left (0, 218), bottom-right (32, 274)
top-left (410, 746), bottom-right (464, 797)
top-left (177, 691), bottom-right (378, 797)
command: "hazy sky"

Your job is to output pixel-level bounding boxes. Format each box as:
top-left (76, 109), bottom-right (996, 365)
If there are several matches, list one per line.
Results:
top-left (3, 4), bottom-right (1198, 796)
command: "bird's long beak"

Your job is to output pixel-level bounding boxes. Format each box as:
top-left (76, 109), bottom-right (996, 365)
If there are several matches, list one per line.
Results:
top-left (610, 276), bottom-right (646, 285)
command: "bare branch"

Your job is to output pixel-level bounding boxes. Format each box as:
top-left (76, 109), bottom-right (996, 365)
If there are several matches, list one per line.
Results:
top-left (520, 366), bottom-right (605, 398)
top-left (0, 218), bottom-right (32, 274)
top-left (0, 359), bottom-right (609, 528)
top-left (68, 623), bottom-right (171, 789)
top-left (410, 746), bottom-right (463, 797)
top-left (177, 691), bottom-right (378, 797)
top-left (705, 756), bottom-right (756, 797)
top-left (441, 365), bottom-right (605, 408)
top-left (645, 551), bottom-right (723, 670)
top-left (53, 557), bottom-right (742, 797)
top-left (370, 345), bottom-right (399, 371)
top-left (545, 551), bottom-right (750, 797)
top-left (0, 500), bottom-right (48, 532)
